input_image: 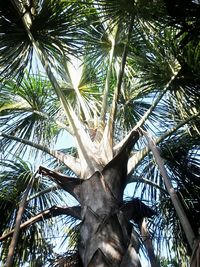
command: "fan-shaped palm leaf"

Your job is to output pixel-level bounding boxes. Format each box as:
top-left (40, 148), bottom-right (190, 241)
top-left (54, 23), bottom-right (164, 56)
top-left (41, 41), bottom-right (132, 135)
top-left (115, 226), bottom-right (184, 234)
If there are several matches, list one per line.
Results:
top-left (0, 74), bottom-right (62, 156)
top-left (130, 130), bottom-right (200, 261)
top-left (0, 0), bottom-right (82, 81)
top-left (0, 156), bottom-right (80, 266)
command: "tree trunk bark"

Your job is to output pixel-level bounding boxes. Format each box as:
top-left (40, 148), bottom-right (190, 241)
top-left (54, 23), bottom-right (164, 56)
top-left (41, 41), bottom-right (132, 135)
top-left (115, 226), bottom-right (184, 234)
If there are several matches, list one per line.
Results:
top-left (78, 132), bottom-right (142, 266)
top-left (39, 132), bottom-right (143, 266)
top-left (79, 171), bottom-right (141, 267)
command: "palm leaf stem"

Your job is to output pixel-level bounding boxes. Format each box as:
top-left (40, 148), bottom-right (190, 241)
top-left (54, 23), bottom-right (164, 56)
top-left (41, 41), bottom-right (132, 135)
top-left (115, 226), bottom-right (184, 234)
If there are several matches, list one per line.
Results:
top-left (32, 45), bottom-right (97, 176)
top-left (157, 111), bottom-right (200, 143)
top-left (0, 205), bottom-right (81, 242)
top-left (62, 57), bottom-right (91, 122)
top-left (142, 130), bottom-right (195, 249)
top-left (133, 72), bottom-right (180, 130)
top-left (127, 110), bottom-right (200, 175)
top-left (5, 170), bottom-right (36, 267)
top-left (99, 25), bottom-right (118, 128)
top-left (114, 68), bottom-right (181, 153)
top-left (99, 16), bottom-right (134, 162)
top-left (72, 86), bottom-right (91, 123)
top-left (94, 25), bottom-right (118, 161)
top-left (11, 0), bottom-right (98, 176)
top-left (127, 176), bottom-right (168, 194)
top-left (32, 43), bottom-right (99, 177)
top-left (27, 185), bottom-right (59, 202)
top-left (0, 132), bottom-right (81, 175)
top-left (108, 15), bottom-right (134, 140)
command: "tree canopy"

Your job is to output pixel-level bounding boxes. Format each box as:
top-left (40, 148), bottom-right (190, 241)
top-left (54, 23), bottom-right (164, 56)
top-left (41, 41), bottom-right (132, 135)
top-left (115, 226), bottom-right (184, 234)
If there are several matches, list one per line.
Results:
top-left (0, 0), bottom-right (200, 266)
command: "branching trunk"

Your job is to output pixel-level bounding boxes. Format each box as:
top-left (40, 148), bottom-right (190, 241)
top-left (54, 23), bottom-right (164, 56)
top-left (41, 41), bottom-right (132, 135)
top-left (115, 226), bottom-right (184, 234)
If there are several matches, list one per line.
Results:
top-left (4, 4), bottom-right (159, 266)
top-left (39, 132), bottom-right (141, 266)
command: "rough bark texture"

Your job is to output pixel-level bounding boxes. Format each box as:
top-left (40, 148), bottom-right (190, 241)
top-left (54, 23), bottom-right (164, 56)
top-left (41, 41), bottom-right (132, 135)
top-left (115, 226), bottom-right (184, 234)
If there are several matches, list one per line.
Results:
top-left (37, 131), bottom-right (157, 266)
top-left (77, 131), bottom-right (141, 266)
top-left (79, 172), bottom-right (137, 266)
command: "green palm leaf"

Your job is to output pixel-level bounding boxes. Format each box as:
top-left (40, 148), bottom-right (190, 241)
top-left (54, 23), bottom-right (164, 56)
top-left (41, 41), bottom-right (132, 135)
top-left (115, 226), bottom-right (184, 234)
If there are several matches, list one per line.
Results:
top-left (0, 0), bottom-right (82, 81)
top-left (0, 74), bottom-right (62, 156)
top-left (0, 157), bottom-right (79, 266)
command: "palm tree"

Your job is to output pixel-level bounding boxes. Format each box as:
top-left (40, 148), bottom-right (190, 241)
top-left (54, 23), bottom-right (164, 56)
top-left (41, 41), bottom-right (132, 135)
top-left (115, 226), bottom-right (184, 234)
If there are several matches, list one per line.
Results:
top-left (0, 0), bottom-right (200, 266)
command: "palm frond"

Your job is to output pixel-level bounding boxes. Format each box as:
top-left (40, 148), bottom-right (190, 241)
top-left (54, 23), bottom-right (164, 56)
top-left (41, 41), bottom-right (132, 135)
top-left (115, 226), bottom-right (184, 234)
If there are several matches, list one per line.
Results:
top-left (0, 1), bottom-right (33, 80)
top-left (31, 0), bottom-right (82, 58)
top-left (0, 156), bottom-right (81, 265)
top-left (130, 130), bottom-right (200, 257)
top-left (0, 0), bottom-right (82, 81)
top-left (0, 74), bottom-right (62, 156)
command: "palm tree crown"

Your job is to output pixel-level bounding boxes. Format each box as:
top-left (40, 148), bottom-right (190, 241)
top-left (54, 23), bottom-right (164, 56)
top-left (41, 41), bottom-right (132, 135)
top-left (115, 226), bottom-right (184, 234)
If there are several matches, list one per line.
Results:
top-left (0, 0), bottom-right (200, 266)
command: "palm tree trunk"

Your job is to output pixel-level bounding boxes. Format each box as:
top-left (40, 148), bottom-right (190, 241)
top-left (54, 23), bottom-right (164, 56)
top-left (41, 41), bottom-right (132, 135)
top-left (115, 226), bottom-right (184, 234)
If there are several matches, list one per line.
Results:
top-left (78, 131), bottom-right (141, 267)
top-left (79, 170), bottom-right (141, 267)
top-left (5, 172), bottom-right (36, 267)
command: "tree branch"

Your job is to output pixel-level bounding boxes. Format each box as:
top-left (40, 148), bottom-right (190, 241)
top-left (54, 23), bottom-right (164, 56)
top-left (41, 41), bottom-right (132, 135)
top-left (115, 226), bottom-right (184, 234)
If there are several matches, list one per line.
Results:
top-left (98, 17), bottom-right (135, 164)
top-left (127, 175), bottom-right (168, 194)
top-left (5, 171), bottom-right (36, 267)
top-left (95, 25), bottom-right (118, 143)
top-left (10, 0), bottom-right (100, 178)
top-left (102, 16), bottom-right (134, 157)
top-left (0, 205), bottom-right (81, 242)
top-left (27, 185), bottom-right (59, 202)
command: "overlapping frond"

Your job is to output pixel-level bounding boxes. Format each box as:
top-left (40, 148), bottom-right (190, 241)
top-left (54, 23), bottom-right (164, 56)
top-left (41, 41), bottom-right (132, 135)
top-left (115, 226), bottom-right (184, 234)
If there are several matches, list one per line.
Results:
top-left (0, 74), bottom-right (61, 157)
top-left (0, 0), bottom-right (82, 81)
top-left (129, 130), bottom-right (200, 260)
top-left (0, 156), bottom-right (83, 265)
top-left (0, 0), bottom-right (200, 265)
